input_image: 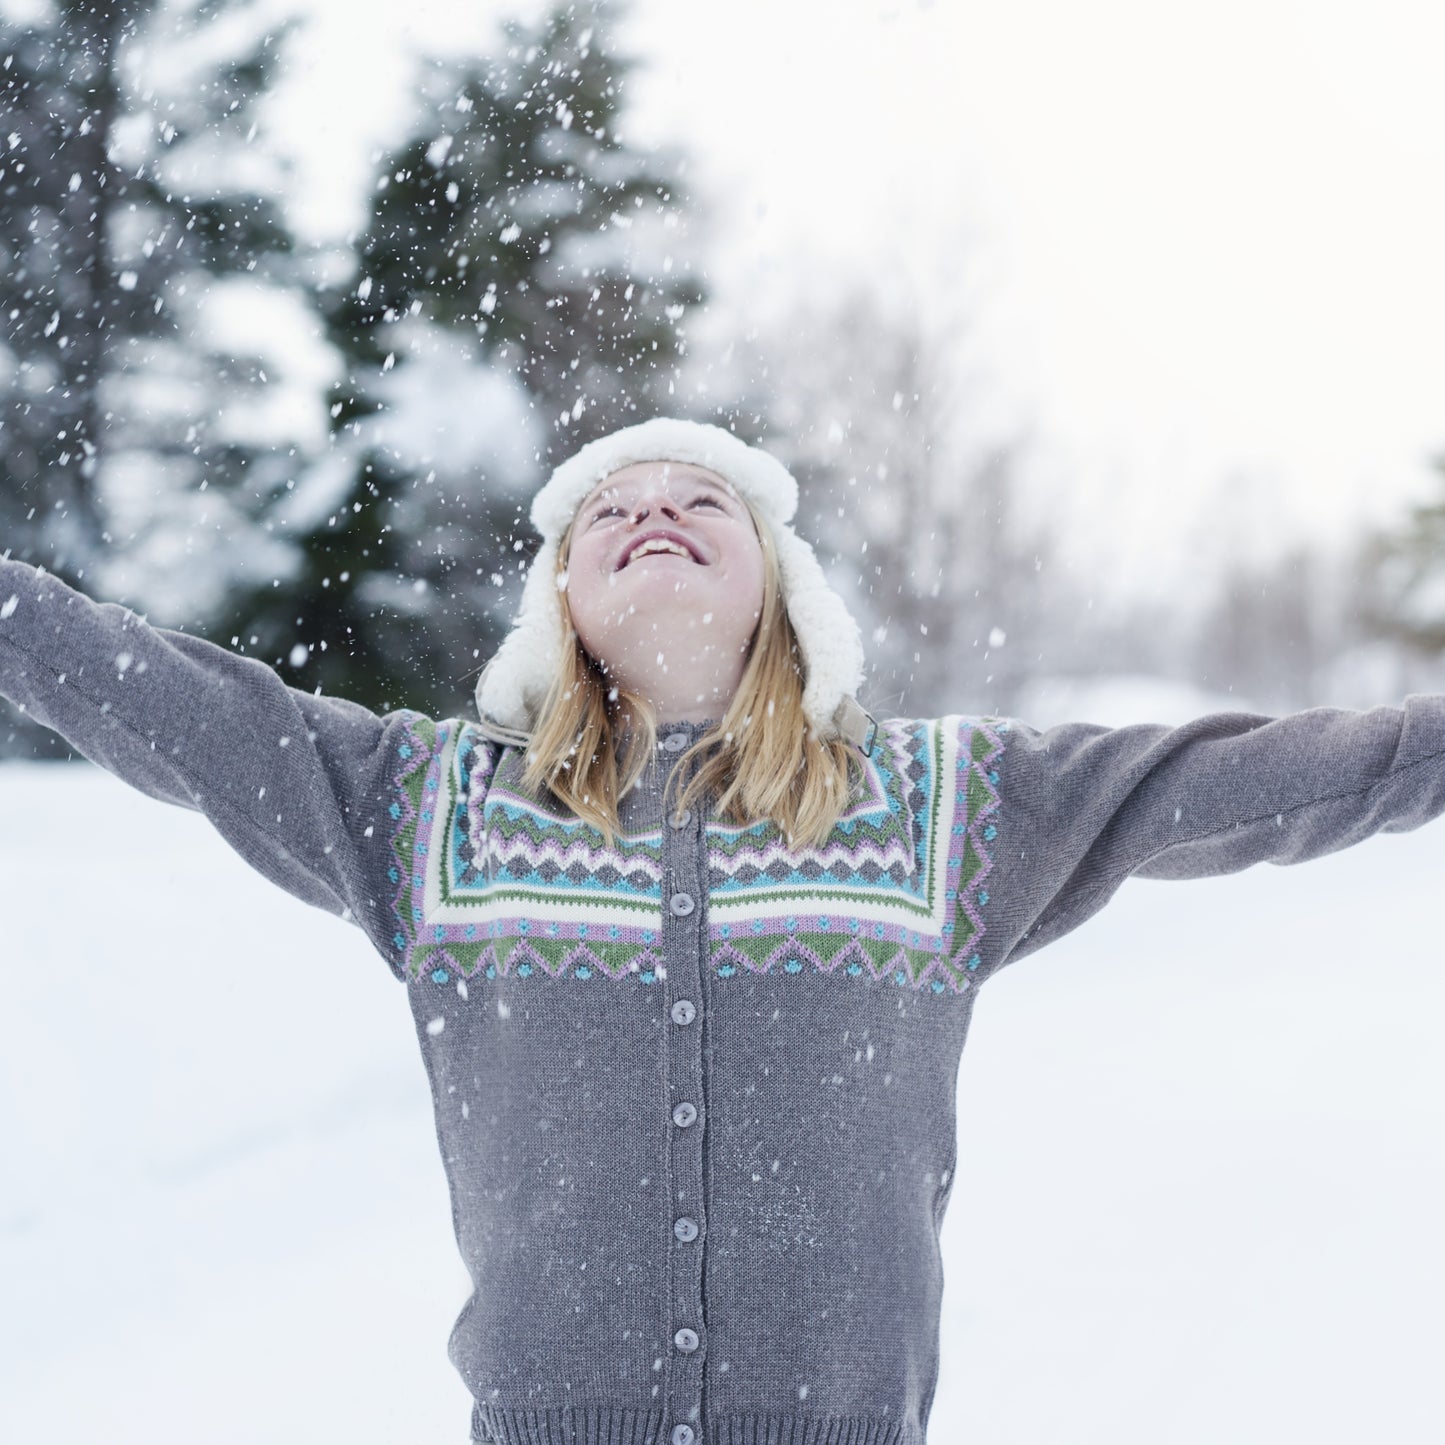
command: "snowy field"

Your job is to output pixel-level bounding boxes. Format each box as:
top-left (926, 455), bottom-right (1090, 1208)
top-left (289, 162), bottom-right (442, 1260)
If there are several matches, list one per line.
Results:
top-left (4, 694), bottom-right (1445, 1444)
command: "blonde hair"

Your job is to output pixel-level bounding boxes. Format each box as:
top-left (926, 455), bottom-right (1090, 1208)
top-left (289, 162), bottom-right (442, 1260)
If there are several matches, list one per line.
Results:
top-left (520, 496), bottom-right (862, 849)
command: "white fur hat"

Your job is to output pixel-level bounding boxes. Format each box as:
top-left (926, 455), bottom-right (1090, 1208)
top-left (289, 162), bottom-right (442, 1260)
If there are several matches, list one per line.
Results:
top-left (474, 417), bottom-right (872, 747)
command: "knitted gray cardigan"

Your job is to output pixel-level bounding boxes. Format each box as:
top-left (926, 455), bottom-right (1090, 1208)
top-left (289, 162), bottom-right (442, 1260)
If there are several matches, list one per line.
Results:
top-left (6, 555), bottom-right (1445, 1445)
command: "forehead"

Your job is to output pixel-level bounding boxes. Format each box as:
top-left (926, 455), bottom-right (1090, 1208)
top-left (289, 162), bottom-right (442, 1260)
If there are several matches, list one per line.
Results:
top-left (580, 460), bottom-right (736, 507)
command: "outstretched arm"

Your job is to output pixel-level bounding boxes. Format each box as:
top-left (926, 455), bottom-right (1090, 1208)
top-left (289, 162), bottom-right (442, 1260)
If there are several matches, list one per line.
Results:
top-left (989, 699), bottom-right (1445, 971)
top-left (0, 558), bottom-right (421, 973)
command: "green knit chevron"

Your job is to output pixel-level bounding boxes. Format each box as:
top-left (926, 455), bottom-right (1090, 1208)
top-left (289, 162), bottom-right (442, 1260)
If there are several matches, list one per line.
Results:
top-left (412, 934), bottom-right (658, 984)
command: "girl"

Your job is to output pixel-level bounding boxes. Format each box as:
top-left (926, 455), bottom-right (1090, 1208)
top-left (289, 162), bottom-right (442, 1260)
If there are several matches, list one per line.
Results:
top-left (4, 416), bottom-right (1445, 1445)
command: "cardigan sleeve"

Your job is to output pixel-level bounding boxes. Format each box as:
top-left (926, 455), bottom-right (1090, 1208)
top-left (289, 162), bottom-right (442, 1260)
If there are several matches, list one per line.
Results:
top-left (0, 557), bottom-right (421, 975)
top-left (992, 697), bottom-right (1445, 969)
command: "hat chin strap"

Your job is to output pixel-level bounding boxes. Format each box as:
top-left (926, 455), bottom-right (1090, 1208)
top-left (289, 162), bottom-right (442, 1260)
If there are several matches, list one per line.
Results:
top-left (831, 695), bottom-right (880, 755)
top-left (473, 714), bottom-right (537, 749)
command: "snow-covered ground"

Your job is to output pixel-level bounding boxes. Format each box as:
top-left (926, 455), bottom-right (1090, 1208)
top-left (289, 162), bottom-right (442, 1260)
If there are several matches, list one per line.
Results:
top-left (4, 695), bottom-right (1445, 1444)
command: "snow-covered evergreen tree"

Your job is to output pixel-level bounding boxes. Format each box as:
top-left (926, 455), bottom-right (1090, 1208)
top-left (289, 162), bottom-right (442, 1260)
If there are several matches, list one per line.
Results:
top-left (0, 0), bottom-right (298, 591)
top-left (0, 0), bottom-right (304, 758)
top-left (220, 0), bottom-right (707, 715)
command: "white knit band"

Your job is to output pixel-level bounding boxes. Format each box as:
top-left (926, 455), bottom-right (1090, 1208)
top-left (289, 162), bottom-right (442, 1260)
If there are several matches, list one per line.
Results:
top-left (475, 419), bottom-right (867, 742)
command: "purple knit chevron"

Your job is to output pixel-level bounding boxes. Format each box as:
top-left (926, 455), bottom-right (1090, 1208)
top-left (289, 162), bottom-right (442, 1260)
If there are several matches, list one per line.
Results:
top-left (479, 790), bottom-right (661, 877)
top-left (388, 712), bottom-right (433, 964)
top-left (953, 717), bottom-right (1004, 967)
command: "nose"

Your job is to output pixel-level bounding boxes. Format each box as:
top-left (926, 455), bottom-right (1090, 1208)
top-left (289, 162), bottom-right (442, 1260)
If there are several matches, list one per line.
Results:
top-left (628, 493), bottom-right (683, 525)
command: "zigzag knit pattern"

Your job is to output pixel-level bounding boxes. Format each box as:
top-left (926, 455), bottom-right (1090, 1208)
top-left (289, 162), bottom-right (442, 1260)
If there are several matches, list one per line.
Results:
top-left (388, 715), bottom-right (1006, 996)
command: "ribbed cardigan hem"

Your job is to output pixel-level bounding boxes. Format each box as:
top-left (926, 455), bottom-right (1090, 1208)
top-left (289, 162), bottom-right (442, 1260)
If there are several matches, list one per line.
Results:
top-left (711, 1415), bottom-right (909, 1445)
top-left (470, 1404), bottom-right (913, 1445)
top-left (472, 1405), bottom-right (665, 1444)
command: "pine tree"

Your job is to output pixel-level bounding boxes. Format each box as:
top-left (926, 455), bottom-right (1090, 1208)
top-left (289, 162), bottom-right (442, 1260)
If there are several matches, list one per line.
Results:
top-left (1357, 452), bottom-right (1445, 656)
top-left (219, 0), bottom-right (707, 716)
top-left (343, 0), bottom-right (702, 453)
top-left (0, 0), bottom-right (297, 591)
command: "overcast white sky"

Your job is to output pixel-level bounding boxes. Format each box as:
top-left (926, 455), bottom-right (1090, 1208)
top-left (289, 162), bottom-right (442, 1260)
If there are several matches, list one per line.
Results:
top-left (267, 0), bottom-right (1445, 581)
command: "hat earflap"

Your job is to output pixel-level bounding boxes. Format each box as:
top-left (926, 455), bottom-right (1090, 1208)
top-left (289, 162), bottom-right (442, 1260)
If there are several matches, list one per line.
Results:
top-left (769, 523), bottom-right (865, 737)
top-left (475, 536), bottom-right (565, 734)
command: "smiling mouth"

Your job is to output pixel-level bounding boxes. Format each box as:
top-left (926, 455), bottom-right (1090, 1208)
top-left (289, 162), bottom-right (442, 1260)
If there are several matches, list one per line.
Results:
top-left (618, 536), bottom-right (704, 569)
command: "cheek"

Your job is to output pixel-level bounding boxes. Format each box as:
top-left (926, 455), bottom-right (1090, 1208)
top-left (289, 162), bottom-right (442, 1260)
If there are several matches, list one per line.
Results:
top-left (565, 596), bottom-right (611, 673)
top-left (560, 551), bottom-right (626, 657)
top-left (563, 574), bottom-right (605, 644)
top-left (736, 543), bottom-right (767, 614)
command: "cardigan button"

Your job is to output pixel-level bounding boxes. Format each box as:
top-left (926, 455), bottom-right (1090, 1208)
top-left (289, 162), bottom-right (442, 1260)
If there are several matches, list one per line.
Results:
top-left (673, 1327), bottom-right (699, 1353)
top-left (672, 1101), bottom-right (697, 1128)
top-left (671, 1427), bottom-right (695, 1445)
top-left (662, 731), bottom-right (689, 752)
top-left (673, 1216), bottom-right (700, 1242)
top-left (669, 892), bottom-right (695, 917)
top-left (670, 1000), bottom-right (696, 1026)
top-left (670, 807), bottom-right (693, 829)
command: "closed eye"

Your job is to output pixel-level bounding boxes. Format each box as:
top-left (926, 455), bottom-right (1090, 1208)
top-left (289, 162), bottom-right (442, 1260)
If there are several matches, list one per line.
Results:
top-left (587, 494), bottom-right (727, 524)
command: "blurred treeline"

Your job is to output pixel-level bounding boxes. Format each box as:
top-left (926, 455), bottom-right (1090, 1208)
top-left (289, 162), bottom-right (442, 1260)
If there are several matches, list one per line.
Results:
top-left (3, 0), bottom-right (1443, 761)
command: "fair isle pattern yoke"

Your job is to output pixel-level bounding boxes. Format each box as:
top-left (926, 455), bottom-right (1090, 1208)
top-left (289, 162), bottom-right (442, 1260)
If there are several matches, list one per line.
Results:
top-left (388, 713), bottom-right (1007, 995)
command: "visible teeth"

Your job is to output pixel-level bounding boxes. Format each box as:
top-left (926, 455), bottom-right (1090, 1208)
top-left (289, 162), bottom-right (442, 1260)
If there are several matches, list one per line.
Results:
top-left (629, 538), bottom-right (692, 563)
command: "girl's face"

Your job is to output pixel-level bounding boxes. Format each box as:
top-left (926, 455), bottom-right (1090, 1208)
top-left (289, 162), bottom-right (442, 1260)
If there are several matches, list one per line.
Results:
top-left (563, 460), bottom-right (767, 691)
